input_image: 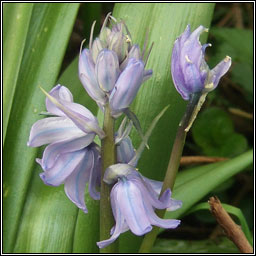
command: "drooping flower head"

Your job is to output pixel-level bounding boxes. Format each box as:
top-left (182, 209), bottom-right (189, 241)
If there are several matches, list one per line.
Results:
top-left (171, 24), bottom-right (232, 100)
top-left (97, 164), bottom-right (181, 249)
top-left (27, 85), bottom-right (102, 212)
top-left (97, 110), bottom-right (182, 249)
top-left (79, 13), bottom-right (153, 117)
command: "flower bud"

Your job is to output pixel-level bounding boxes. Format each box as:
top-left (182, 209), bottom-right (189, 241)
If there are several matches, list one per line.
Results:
top-left (109, 58), bottom-right (144, 117)
top-left (171, 25), bottom-right (231, 100)
top-left (79, 49), bottom-right (107, 106)
top-left (95, 49), bottom-right (120, 92)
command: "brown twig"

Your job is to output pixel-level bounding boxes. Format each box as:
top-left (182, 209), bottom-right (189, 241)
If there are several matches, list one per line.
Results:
top-left (228, 108), bottom-right (253, 120)
top-left (180, 156), bottom-right (228, 166)
top-left (208, 196), bottom-right (253, 253)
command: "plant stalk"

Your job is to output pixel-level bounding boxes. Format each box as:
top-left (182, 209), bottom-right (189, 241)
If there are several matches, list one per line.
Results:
top-left (100, 104), bottom-right (118, 253)
top-left (139, 93), bottom-right (201, 253)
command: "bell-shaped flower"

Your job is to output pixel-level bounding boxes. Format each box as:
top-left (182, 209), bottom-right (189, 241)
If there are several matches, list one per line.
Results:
top-left (171, 24), bottom-right (231, 100)
top-left (27, 85), bottom-right (102, 212)
top-left (97, 166), bottom-right (181, 249)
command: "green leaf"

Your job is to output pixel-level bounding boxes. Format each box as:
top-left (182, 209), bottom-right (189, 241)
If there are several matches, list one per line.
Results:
top-left (186, 202), bottom-right (253, 245)
top-left (231, 62), bottom-right (253, 103)
top-left (209, 27), bottom-right (253, 66)
top-left (165, 149), bottom-right (253, 221)
top-left (152, 237), bottom-right (239, 253)
top-left (192, 107), bottom-right (248, 157)
top-left (3, 3), bottom-right (33, 143)
top-left (3, 3), bottom-right (80, 253)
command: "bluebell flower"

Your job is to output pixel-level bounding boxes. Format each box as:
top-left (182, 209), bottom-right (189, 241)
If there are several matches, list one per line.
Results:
top-left (27, 85), bottom-right (102, 212)
top-left (79, 13), bottom-right (152, 117)
top-left (171, 24), bottom-right (232, 100)
top-left (98, 114), bottom-right (182, 248)
top-left (97, 165), bottom-right (181, 249)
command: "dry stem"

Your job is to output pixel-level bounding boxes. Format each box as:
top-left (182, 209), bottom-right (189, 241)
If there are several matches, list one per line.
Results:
top-left (208, 196), bottom-right (253, 253)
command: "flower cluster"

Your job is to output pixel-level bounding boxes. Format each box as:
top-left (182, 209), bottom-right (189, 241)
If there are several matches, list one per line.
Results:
top-left (27, 15), bottom-right (231, 250)
top-left (27, 85), bottom-right (102, 213)
top-left (79, 13), bottom-right (152, 117)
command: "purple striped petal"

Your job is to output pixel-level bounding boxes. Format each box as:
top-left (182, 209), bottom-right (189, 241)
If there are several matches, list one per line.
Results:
top-left (27, 116), bottom-right (85, 147)
top-left (88, 146), bottom-right (101, 200)
top-left (95, 49), bottom-right (120, 92)
top-left (46, 85), bottom-right (73, 116)
top-left (117, 179), bottom-right (152, 236)
top-left (171, 25), bottom-right (210, 100)
top-left (132, 178), bottom-right (171, 209)
top-left (171, 36), bottom-right (188, 100)
top-left (64, 148), bottom-right (94, 213)
top-left (97, 183), bottom-right (126, 248)
top-left (144, 201), bottom-right (181, 229)
top-left (41, 134), bottom-right (95, 170)
top-left (206, 56), bottom-right (232, 90)
top-left (41, 87), bottom-right (105, 138)
top-left (109, 58), bottom-right (144, 117)
top-left (79, 49), bottom-right (107, 105)
top-left (142, 176), bottom-right (163, 195)
top-left (40, 149), bottom-right (86, 186)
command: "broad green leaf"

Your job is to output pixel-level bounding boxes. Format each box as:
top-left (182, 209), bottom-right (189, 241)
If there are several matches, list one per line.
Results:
top-left (3, 3), bottom-right (80, 253)
top-left (165, 149), bottom-right (253, 220)
top-left (3, 3), bottom-right (33, 143)
top-left (111, 3), bottom-right (215, 252)
top-left (186, 202), bottom-right (253, 245)
top-left (210, 28), bottom-right (253, 66)
top-left (192, 107), bottom-right (248, 157)
top-left (152, 237), bottom-right (239, 253)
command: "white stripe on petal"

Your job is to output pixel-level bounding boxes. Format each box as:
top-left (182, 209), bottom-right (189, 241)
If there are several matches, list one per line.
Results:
top-left (40, 149), bottom-right (86, 186)
top-left (41, 134), bottom-right (95, 170)
top-left (118, 179), bottom-right (152, 236)
top-left (64, 148), bottom-right (94, 213)
top-left (27, 116), bottom-right (85, 147)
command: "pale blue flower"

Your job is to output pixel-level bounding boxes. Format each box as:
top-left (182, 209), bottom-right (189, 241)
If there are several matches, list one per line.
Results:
top-left (27, 85), bottom-right (102, 212)
top-left (97, 166), bottom-right (181, 249)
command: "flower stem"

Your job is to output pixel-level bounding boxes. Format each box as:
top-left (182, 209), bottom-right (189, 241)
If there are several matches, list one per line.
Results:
top-left (138, 93), bottom-right (201, 253)
top-left (100, 104), bottom-right (118, 253)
